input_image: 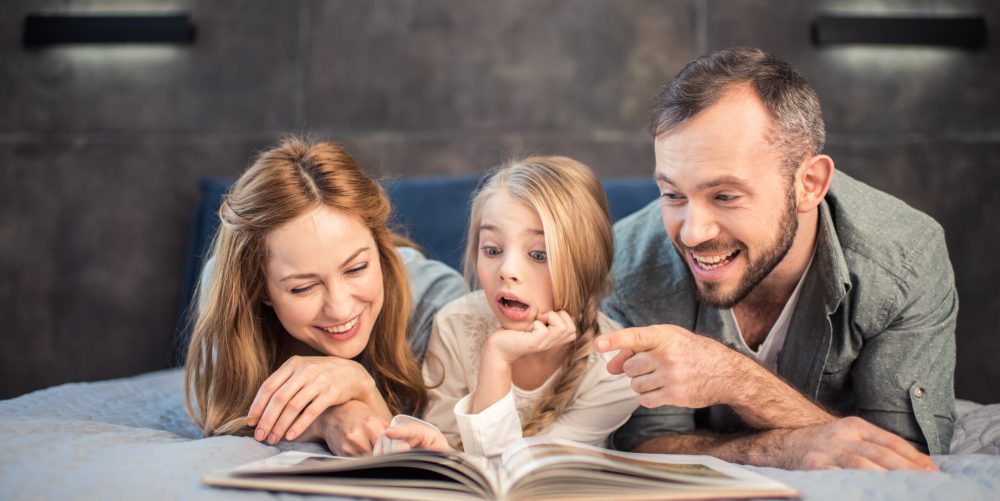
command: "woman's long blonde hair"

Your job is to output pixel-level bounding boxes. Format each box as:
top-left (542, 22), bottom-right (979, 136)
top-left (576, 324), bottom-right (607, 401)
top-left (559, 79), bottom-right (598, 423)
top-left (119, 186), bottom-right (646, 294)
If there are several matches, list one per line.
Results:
top-left (184, 137), bottom-right (426, 436)
top-left (463, 156), bottom-right (614, 436)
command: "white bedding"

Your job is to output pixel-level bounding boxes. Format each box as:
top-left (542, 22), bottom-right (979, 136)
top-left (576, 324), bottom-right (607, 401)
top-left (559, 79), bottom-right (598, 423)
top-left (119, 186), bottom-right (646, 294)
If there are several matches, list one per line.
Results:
top-left (1, 368), bottom-right (998, 500)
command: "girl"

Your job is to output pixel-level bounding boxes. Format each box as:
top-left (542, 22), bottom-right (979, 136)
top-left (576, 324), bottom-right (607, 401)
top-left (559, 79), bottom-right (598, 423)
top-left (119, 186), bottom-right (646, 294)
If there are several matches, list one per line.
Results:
top-left (386, 156), bottom-right (639, 457)
top-left (185, 137), bottom-right (465, 455)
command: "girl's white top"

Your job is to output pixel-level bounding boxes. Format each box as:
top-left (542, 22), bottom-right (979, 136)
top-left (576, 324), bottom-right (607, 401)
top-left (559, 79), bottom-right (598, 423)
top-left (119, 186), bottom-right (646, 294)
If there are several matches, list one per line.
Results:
top-left (422, 290), bottom-right (640, 458)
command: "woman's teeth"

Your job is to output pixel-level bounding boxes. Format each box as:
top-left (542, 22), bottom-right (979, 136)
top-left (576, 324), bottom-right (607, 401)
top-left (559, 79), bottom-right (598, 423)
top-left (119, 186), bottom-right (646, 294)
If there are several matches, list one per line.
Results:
top-left (323, 316), bottom-right (358, 334)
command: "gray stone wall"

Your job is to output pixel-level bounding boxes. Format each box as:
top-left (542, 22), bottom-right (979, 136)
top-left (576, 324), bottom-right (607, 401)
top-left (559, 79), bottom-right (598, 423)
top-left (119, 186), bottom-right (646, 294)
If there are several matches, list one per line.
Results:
top-left (1, 0), bottom-right (997, 403)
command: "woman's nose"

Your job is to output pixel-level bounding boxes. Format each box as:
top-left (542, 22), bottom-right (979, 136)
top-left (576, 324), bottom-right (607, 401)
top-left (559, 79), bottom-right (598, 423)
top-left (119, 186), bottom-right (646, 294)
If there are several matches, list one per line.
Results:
top-left (321, 287), bottom-right (353, 320)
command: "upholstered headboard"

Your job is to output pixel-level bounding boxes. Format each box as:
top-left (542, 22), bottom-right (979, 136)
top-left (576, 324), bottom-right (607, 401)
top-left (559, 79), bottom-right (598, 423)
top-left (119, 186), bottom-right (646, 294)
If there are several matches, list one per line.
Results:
top-left (180, 176), bottom-right (659, 317)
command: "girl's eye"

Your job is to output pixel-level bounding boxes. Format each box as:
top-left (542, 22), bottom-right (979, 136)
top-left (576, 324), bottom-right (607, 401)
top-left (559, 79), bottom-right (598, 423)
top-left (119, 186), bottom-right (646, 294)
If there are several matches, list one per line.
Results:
top-left (290, 284), bottom-right (314, 295)
top-left (347, 262), bottom-right (369, 275)
top-left (528, 250), bottom-right (547, 262)
top-left (482, 246), bottom-right (502, 257)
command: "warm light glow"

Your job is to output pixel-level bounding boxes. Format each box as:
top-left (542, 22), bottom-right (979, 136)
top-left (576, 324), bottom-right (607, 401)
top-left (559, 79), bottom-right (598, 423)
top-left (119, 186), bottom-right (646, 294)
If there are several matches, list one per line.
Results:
top-left (817, 46), bottom-right (966, 74)
top-left (43, 45), bottom-right (184, 68)
top-left (817, 0), bottom-right (980, 16)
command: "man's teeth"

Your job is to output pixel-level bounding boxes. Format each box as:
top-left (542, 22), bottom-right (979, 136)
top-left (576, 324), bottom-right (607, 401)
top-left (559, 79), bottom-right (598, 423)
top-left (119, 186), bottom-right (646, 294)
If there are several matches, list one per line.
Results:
top-left (693, 251), bottom-right (737, 270)
top-left (323, 317), bottom-right (358, 334)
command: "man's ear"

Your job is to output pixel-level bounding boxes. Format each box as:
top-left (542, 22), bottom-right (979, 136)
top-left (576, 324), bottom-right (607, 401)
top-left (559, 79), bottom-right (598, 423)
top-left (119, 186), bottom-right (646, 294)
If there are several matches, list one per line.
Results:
top-left (796, 154), bottom-right (834, 213)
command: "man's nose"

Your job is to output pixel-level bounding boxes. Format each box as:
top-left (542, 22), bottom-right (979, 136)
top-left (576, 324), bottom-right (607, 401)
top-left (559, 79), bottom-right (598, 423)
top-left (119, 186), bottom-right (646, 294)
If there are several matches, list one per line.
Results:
top-left (679, 203), bottom-right (720, 249)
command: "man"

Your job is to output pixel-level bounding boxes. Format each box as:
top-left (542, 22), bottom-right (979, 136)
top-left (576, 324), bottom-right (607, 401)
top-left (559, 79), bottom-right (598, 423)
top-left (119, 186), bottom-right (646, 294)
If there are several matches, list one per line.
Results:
top-left (596, 47), bottom-right (956, 471)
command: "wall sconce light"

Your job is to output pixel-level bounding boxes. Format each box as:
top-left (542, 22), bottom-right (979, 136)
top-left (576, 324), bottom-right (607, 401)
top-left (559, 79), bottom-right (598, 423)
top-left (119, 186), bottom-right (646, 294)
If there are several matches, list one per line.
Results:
top-left (22, 13), bottom-right (196, 48)
top-left (811, 15), bottom-right (987, 49)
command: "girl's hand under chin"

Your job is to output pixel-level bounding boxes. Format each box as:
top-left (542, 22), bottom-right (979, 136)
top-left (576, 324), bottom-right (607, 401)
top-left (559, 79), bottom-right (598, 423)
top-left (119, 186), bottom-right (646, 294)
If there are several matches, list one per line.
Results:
top-left (486, 310), bottom-right (577, 364)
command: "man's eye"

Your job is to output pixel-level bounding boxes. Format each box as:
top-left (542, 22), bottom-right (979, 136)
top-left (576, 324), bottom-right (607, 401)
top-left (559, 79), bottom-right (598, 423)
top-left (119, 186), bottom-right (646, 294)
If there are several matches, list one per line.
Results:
top-left (661, 192), bottom-right (684, 202)
top-left (482, 246), bottom-right (502, 257)
top-left (528, 250), bottom-right (547, 262)
top-left (716, 194), bottom-right (739, 202)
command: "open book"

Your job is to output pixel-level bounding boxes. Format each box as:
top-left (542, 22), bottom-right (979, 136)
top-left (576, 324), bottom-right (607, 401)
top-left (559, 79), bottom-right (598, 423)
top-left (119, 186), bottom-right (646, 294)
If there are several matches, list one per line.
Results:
top-left (205, 437), bottom-right (798, 500)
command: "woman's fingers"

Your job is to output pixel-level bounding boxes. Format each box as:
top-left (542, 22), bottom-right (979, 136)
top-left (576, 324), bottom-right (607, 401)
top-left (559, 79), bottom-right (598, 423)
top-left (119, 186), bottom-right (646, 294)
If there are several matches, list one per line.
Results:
top-left (254, 367), bottom-right (320, 442)
top-left (247, 363), bottom-right (295, 426)
top-left (274, 386), bottom-right (328, 442)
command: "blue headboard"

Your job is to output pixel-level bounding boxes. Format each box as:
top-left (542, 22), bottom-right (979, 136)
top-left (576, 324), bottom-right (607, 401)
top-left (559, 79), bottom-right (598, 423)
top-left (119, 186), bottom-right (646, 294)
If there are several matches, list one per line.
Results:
top-left (180, 176), bottom-right (659, 313)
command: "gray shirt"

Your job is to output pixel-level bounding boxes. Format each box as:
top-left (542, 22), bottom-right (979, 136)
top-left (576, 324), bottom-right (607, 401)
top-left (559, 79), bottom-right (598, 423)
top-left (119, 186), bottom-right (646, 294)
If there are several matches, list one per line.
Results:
top-left (604, 171), bottom-right (957, 455)
top-left (396, 246), bottom-right (469, 361)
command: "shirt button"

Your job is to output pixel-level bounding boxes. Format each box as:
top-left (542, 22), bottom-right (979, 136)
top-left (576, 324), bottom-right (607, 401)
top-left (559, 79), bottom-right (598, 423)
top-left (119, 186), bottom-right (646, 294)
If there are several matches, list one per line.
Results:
top-left (914, 387), bottom-right (926, 398)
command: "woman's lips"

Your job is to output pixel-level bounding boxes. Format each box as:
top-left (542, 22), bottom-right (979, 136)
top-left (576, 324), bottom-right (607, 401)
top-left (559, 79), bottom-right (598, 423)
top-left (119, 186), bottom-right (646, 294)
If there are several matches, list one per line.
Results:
top-left (316, 314), bottom-right (361, 341)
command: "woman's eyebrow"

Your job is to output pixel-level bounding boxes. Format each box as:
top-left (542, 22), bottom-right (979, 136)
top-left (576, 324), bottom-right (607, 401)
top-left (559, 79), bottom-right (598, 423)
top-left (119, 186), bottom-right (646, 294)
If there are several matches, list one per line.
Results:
top-left (279, 247), bottom-right (369, 282)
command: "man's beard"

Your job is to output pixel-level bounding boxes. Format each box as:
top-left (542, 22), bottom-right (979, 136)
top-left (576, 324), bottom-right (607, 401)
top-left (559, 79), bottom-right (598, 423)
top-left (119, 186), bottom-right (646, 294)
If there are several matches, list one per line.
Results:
top-left (681, 187), bottom-right (798, 309)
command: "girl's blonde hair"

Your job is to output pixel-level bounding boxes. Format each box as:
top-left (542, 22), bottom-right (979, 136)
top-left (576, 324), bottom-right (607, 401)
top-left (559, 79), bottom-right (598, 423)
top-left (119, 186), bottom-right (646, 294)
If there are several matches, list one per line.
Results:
top-left (463, 156), bottom-right (614, 436)
top-left (184, 137), bottom-right (426, 436)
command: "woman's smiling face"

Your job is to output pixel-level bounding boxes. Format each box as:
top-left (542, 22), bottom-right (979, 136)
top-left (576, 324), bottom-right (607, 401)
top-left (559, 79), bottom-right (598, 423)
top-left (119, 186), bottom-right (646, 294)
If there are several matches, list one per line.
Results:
top-left (264, 205), bottom-right (384, 359)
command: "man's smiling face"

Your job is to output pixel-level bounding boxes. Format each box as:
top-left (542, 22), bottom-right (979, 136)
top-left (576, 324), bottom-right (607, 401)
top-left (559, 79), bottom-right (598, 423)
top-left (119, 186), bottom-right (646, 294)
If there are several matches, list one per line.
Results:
top-left (654, 85), bottom-right (799, 309)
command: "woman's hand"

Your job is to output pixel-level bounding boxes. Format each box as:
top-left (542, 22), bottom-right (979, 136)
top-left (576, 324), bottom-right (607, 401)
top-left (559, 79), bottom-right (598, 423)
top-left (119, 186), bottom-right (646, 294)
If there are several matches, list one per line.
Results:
top-left (298, 400), bottom-right (388, 456)
top-left (247, 355), bottom-right (389, 444)
top-left (380, 417), bottom-right (451, 454)
top-left (484, 310), bottom-right (577, 364)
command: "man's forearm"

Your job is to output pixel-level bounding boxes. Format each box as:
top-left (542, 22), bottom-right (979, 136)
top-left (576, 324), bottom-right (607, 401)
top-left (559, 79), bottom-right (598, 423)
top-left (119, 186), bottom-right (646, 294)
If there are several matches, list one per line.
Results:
top-left (632, 430), bottom-right (797, 468)
top-left (721, 351), bottom-right (834, 429)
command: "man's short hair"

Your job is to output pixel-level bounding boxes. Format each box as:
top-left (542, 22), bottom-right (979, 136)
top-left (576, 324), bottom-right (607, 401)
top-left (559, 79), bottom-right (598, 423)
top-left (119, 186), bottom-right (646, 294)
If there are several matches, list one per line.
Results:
top-left (650, 47), bottom-right (825, 170)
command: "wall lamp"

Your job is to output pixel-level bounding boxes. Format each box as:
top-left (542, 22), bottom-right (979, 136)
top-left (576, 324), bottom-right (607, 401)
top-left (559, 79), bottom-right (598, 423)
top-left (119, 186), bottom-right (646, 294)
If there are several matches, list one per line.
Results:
top-left (811, 15), bottom-right (987, 49)
top-left (22, 13), bottom-right (196, 48)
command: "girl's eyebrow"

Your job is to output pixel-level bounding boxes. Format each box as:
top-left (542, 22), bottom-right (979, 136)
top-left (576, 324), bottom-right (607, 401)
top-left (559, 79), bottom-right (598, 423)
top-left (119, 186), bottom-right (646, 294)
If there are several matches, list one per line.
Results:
top-left (480, 224), bottom-right (543, 236)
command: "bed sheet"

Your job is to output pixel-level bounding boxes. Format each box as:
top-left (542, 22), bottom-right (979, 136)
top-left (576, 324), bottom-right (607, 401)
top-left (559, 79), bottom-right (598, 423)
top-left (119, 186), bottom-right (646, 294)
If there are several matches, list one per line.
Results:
top-left (1, 369), bottom-right (998, 500)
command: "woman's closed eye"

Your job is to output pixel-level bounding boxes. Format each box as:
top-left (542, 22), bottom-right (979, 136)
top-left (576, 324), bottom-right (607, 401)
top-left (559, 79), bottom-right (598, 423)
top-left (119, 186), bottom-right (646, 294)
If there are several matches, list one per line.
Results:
top-left (346, 262), bottom-right (369, 276)
top-left (290, 284), bottom-right (316, 295)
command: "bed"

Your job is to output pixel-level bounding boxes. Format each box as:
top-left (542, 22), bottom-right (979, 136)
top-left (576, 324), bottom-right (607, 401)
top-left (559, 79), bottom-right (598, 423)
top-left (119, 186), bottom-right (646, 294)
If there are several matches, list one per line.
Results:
top-left (3, 177), bottom-right (998, 499)
top-left (1, 367), bottom-right (998, 499)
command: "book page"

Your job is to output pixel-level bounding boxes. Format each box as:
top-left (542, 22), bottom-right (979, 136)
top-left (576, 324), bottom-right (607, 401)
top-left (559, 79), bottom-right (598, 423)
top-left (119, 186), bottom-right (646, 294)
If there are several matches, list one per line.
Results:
top-left (498, 437), bottom-right (798, 500)
top-left (208, 449), bottom-right (498, 499)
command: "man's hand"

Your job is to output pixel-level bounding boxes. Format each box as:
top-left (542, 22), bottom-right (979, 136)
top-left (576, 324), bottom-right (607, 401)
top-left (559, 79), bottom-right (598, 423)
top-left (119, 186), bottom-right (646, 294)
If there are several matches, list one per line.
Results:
top-left (302, 400), bottom-right (388, 457)
top-left (595, 324), bottom-right (741, 409)
top-left (778, 417), bottom-right (938, 471)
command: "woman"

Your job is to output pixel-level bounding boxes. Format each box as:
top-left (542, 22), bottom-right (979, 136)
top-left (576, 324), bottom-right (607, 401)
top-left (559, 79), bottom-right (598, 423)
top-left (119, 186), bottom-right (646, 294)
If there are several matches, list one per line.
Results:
top-left (184, 137), bottom-right (465, 455)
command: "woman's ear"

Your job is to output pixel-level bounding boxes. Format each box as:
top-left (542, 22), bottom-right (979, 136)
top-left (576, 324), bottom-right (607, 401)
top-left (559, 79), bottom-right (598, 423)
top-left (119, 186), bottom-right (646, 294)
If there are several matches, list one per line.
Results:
top-left (795, 154), bottom-right (834, 213)
top-left (262, 294), bottom-right (273, 307)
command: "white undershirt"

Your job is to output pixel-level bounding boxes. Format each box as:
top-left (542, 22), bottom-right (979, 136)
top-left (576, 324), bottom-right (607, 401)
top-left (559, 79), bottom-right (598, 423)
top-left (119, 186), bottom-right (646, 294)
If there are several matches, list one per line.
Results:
top-left (730, 254), bottom-right (814, 373)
